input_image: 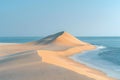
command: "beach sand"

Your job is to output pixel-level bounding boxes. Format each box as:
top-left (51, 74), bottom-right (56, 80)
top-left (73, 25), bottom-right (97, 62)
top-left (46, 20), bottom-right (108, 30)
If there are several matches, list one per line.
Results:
top-left (0, 31), bottom-right (115, 80)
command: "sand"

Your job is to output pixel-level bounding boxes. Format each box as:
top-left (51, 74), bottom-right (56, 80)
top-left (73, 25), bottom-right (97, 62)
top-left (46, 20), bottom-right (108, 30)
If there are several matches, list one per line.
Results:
top-left (0, 31), bottom-right (115, 80)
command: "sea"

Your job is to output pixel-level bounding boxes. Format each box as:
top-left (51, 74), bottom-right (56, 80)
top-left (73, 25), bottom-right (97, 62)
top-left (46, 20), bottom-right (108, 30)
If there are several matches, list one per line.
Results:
top-left (0, 37), bottom-right (41, 43)
top-left (71, 37), bottom-right (120, 80)
top-left (0, 37), bottom-right (120, 79)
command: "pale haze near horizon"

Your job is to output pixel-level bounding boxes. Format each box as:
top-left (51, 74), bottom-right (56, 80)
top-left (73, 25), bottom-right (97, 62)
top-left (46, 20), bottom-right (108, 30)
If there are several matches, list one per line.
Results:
top-left (0, 0), bottom-right (120, 37)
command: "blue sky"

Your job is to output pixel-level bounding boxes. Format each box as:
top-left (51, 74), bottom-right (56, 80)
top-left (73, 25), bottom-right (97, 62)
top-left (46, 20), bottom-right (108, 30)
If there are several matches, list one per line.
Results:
top-left (0, 0), bottom-right (120, 36)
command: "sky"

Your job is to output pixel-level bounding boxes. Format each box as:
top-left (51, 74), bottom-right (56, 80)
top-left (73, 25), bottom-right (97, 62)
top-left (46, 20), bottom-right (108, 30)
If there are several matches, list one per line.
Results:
top-left (0, 0), bottom-right (120, 36)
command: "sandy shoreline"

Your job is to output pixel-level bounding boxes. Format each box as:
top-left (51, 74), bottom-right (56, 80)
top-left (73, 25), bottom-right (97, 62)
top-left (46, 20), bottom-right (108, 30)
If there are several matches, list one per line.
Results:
top-left (38, 45), bottom-right (114, 80)
top-left (0, 31), bottom-right (116, 80)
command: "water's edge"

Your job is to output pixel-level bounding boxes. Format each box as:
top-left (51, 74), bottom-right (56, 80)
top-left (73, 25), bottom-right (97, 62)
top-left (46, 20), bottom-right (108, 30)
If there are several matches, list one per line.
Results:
top-left (70, 45), bottom-right (120, 80)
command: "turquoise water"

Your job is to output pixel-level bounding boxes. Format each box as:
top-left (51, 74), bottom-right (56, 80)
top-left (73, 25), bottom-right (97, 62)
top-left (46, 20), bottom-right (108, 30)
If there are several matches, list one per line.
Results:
top-left (71, 37), bottom-right (120, 80)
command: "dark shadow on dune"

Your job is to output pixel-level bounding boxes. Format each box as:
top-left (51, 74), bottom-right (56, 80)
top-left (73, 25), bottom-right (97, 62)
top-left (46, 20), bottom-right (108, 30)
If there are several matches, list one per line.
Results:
top-left (31, 31), bottom-right (64, 45)
top-left (0, 50), bottom-right (41, 64)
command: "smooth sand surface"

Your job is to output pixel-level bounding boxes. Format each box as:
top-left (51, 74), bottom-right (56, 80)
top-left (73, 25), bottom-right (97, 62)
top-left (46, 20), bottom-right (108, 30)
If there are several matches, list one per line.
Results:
top-left (0, 31), bottom-right (115, 80)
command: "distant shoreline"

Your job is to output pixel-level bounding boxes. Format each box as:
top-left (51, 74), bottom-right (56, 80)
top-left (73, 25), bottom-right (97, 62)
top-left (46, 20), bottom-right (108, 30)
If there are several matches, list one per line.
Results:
top-left (0, 43), bottom-right (19, 45)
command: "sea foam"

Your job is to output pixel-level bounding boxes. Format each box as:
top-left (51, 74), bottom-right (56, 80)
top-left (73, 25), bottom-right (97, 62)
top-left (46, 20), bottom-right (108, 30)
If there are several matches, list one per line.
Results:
top-left (95, 45), bottom-right (106, 49)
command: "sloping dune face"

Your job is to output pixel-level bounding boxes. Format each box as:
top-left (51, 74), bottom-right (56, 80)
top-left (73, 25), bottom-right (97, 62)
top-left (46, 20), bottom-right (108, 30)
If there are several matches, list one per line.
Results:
top-left (54, 31), bottom-right (88, 46)
top-left (27, 31), bottom-right (90, 51)
top-left (31, 31), bottom-right (64, 45)
top-left (29, 31), bottom-right (88, 46)
top-left (1, 51), bottom-right (94, 80)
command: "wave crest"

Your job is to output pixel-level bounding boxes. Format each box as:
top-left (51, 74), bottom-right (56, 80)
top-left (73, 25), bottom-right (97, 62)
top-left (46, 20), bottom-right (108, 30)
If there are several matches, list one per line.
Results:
top-left (95, 45), bottom-right (107, 49)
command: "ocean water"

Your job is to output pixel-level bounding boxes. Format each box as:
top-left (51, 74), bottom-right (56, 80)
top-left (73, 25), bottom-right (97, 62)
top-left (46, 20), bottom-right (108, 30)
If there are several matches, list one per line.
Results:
top-left (71, 37), bottom-right (120, 80)
top-left (0, 37), bottom-right (41, 43)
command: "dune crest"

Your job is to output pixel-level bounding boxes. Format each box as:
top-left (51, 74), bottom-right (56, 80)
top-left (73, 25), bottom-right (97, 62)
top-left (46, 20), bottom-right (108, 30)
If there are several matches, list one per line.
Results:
top-left (54, 31), bottom-right (88, 46)
top-left (28, 31), bottom-right (88, 46)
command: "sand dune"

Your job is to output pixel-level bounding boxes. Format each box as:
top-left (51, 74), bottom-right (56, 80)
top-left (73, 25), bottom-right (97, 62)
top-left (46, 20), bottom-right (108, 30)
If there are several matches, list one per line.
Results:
top-left (0, 31), bottom-right (115, 80)
top-left (28, 31), bottom-right (90, 51)
top-left (30, 31), bottom-right (88, 46)
top-left (0, 50), bottom-right (94, 80)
